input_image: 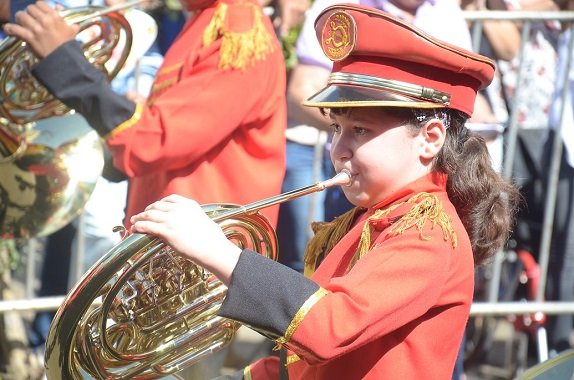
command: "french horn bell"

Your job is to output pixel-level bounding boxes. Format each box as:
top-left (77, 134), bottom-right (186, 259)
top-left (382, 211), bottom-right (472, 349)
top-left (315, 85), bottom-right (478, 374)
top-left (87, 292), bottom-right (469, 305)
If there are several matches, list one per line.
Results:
top-left (44, 171), bottom-right (352, 379)
top-left (0, 0), bottom-right (146, 239)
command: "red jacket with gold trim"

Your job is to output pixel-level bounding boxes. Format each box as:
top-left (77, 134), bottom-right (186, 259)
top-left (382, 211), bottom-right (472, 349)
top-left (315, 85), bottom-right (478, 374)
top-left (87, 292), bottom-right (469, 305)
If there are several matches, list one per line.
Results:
top-left (32, 0), bottom-right (286, 226)
top-left (218, 173), bottom-right (474, 379)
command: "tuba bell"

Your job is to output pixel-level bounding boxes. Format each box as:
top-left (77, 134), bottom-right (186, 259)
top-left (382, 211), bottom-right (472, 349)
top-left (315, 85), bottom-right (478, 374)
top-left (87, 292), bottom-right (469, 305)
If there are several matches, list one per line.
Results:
top-left (44, 170), bottom-right (352, 379)
top-left (0, 0), bottom-right (147, 239)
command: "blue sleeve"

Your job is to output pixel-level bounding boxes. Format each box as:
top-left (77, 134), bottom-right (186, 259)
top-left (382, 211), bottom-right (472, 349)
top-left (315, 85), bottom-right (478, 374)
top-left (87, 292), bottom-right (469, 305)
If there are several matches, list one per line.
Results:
top-left (10, 0), bottom-right (36, 19)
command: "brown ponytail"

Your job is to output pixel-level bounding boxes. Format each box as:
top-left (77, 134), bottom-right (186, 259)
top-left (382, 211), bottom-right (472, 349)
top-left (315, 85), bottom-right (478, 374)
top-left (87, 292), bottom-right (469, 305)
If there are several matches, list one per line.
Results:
top-left (407, 109), bottom-right (521, 265)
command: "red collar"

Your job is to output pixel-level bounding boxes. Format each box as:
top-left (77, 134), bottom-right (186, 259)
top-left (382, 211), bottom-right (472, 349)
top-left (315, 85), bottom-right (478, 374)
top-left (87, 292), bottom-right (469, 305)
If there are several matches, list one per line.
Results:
top-left (368, 173), bottom-right (448, 212)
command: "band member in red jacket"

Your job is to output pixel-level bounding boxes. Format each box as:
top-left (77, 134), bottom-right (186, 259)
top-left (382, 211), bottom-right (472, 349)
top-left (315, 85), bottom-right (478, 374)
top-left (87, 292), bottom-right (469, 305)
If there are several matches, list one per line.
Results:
top-left (4, 0), bottom-right (287, 226)
top-left (130, 4), bottom-right (520, 379)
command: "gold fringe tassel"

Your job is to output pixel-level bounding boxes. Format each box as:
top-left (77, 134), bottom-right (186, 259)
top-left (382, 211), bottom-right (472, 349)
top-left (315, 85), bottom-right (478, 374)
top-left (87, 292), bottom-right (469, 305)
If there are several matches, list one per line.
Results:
top-left (348, 207), bottom-right (395, 270)
top-left (203, 2), bottom-right (276, 70)
top-left (303, 208), bottom-right (359, 277)
top-left (303, 192), bottom-right (458, 275)
top-left (389, 192), bottom-right (458, 248)
top-left (348, 193), bottom-right (457, 271)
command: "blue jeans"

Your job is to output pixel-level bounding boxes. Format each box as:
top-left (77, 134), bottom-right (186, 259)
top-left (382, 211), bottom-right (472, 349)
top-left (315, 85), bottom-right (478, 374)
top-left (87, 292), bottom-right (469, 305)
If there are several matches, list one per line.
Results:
top-left (276, 141), bottom-right (352, 272)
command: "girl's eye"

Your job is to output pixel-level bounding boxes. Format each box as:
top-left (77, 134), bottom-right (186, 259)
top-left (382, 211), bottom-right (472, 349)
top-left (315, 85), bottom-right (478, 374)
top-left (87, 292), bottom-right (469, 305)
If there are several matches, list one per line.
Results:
top-left (353, 127), bottom-right (368, 135)
top-left (330, 123), bottom-right (341, 133)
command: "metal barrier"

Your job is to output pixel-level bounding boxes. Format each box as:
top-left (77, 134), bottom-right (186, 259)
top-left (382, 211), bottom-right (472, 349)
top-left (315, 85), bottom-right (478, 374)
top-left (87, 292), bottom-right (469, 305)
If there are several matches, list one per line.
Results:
top-left (2, 9), bottom-right (574, 377)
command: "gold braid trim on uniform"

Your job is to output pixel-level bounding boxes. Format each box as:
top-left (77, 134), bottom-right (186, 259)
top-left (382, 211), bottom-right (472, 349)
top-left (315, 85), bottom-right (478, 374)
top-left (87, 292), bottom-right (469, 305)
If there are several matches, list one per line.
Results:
top-left (202, 2), bottom-right (275, 70)
top-left (104, 102), bottom-right (144, 140)
top-left (286, 353), bottom-right (301, 366)
top-left (273, 288), bottom-right (329, 349)
top-left (391, 192), bottom-right (458, 246)
top-left (303, 207), bottom-right (361, 277)
top-left (302, 192), bottom-right (457, 274)
top-left (349, 192), bottom-right (458, 271)
top-left (243, 365), bottom-right (252, 380)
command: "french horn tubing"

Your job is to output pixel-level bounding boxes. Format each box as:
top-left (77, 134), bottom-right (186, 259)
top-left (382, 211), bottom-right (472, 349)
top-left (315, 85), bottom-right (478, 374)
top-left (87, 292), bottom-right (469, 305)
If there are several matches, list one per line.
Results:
top-left (44, 170), bottom-right (352, 379)
top-left (0, 0), bottom-right (147, 239)
top-left (0, 0), bottom-right (147, 125)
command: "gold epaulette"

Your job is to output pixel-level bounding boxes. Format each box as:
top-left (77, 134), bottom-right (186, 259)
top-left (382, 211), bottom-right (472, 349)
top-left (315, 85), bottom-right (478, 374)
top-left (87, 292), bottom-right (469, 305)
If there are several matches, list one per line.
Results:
top-left (350, 192), bottom-right (458, 271)
top-left (303, 192), bottom-right (458, 275)
top-left (303, 207), bottom-right (360, 277)
top-left (202, 1), bottom-right (276, 70)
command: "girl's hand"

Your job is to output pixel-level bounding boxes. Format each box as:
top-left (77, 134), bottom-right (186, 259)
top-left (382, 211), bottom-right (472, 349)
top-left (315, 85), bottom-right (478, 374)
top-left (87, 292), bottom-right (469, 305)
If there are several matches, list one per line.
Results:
top-left (3, 1), bottom-right (79, 59)
top-left (130, 195), bottom-right (241, 285)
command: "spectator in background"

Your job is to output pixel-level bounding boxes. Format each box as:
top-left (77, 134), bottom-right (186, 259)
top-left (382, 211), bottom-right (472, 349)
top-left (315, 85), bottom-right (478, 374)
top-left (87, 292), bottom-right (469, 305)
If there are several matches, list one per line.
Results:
top-left (542, 0), bottom-right (574, 356)
top-left (149, 0), bottom-right (187, 55)
top-left (461, 0), bottom-right (558, 133)
top-left (462, 0), bottom-right (568, 358)
top-left (270, 0), bottom-right (310, 37)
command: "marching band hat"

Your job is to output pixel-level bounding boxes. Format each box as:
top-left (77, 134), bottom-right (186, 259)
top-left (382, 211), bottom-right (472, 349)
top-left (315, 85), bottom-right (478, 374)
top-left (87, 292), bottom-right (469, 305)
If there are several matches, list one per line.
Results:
top-left (303, 4), bottom-right (496, 117)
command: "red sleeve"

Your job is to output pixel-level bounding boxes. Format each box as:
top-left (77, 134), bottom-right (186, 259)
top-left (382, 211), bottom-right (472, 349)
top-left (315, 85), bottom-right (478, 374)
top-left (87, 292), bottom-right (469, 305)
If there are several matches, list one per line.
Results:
top-left (246, 356), bottom-right (280, 379)
top-left (106, 38), bottom-right (285, 177)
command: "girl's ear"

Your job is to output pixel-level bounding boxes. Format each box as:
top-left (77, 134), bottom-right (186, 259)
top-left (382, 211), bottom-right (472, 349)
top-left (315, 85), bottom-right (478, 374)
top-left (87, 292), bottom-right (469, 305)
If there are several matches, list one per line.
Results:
top-left (420, 119), bottom-right (446, 160)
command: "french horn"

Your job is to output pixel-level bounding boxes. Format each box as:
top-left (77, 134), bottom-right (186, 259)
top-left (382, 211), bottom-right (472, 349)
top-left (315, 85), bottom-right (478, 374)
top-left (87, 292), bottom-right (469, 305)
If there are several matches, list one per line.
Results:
top-left (0, 0), bottom-right (147, 239)
top-left (44, 170), bottom-right (352, 379)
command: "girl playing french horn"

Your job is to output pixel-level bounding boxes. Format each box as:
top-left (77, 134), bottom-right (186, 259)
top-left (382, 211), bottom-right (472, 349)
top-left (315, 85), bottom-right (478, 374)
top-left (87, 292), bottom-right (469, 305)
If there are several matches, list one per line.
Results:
top-left (130, 4), bottom-right (520, 379)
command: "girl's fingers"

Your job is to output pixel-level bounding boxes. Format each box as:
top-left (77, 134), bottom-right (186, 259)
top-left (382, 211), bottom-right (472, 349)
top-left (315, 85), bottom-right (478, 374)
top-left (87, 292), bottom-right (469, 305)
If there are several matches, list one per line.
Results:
top-left (14, 9), bottom-right (38, 30)
top-left (3, 23), bottom-right (33, 40)
top-left (131, 219), bottom-right (168, 237)
top-left (131, 208), bottom-right (169, 223)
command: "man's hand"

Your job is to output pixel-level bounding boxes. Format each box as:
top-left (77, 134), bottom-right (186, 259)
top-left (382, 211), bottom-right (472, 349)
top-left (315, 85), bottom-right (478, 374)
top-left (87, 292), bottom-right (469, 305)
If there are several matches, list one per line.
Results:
top-left (3, 1), bottom-right (79, 59)
top-left (0, 1), bottom-right (10, 24)
top-left (274, 0), bottom-right (309, 37)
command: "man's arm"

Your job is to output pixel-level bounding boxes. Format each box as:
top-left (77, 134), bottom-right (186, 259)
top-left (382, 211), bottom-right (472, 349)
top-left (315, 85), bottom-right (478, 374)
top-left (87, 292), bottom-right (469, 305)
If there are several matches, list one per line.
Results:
top-left (287, 63), bottom-right (332, 130)
top-left (276, 0), bottom-right (309, 36)
top-left (0, 2), bottom-right (10, 23)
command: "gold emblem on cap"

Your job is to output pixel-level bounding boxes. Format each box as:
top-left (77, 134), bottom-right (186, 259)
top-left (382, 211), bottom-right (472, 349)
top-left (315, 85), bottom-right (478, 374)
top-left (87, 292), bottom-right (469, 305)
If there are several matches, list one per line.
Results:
top-left (321, 11), bottom-right (356, 61)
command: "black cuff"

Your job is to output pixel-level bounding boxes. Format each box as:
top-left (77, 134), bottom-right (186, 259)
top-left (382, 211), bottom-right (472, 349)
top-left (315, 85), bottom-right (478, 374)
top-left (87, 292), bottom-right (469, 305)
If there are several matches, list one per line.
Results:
top-left (32, 40), bottom-right (136, 137)
top-left (219, 250), bottom-right (319, 339)
top-left (101, 145), bottom-right (127, 182)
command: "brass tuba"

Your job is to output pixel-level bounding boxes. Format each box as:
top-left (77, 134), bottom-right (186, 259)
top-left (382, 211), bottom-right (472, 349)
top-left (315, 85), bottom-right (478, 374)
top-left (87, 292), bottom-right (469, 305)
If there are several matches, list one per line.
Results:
top-left (0, 0), bottom-right (147, 239)
top-left (44, 170), bottom-right (352, 379)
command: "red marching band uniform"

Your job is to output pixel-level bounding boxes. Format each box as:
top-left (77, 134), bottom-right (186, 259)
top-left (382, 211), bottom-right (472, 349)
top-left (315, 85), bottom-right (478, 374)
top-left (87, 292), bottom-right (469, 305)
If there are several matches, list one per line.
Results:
top-left (31, 0), bottom-right (287, 226)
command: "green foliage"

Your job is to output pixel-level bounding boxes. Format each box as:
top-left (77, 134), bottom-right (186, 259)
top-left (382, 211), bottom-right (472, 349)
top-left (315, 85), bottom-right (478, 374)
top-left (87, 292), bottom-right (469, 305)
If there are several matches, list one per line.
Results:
top-left (282, 24), bottom-right (303, 71)
top-left (0, 240), bottom-right (20, 275)
top-left (280, 0), bottom-right (316, 71)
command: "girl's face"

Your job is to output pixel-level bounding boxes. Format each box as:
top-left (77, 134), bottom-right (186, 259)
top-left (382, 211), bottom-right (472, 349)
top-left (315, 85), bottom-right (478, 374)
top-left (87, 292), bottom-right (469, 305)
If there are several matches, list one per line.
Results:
top-left (329, 107), bottom-right (443, 208)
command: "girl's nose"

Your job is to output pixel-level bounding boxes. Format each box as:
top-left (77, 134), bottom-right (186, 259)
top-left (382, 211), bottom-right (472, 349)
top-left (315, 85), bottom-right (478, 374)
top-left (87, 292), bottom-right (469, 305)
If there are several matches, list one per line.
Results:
top-left (330, 133), bottom-right (352, 163)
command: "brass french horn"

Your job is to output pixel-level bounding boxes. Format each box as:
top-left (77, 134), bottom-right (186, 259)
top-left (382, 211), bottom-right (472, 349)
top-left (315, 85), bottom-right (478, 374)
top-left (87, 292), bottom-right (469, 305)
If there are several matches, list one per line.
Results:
top-left (0, 0), bottom-right (146, 239)
top-left (44, 170), bottom-right (352, 379)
